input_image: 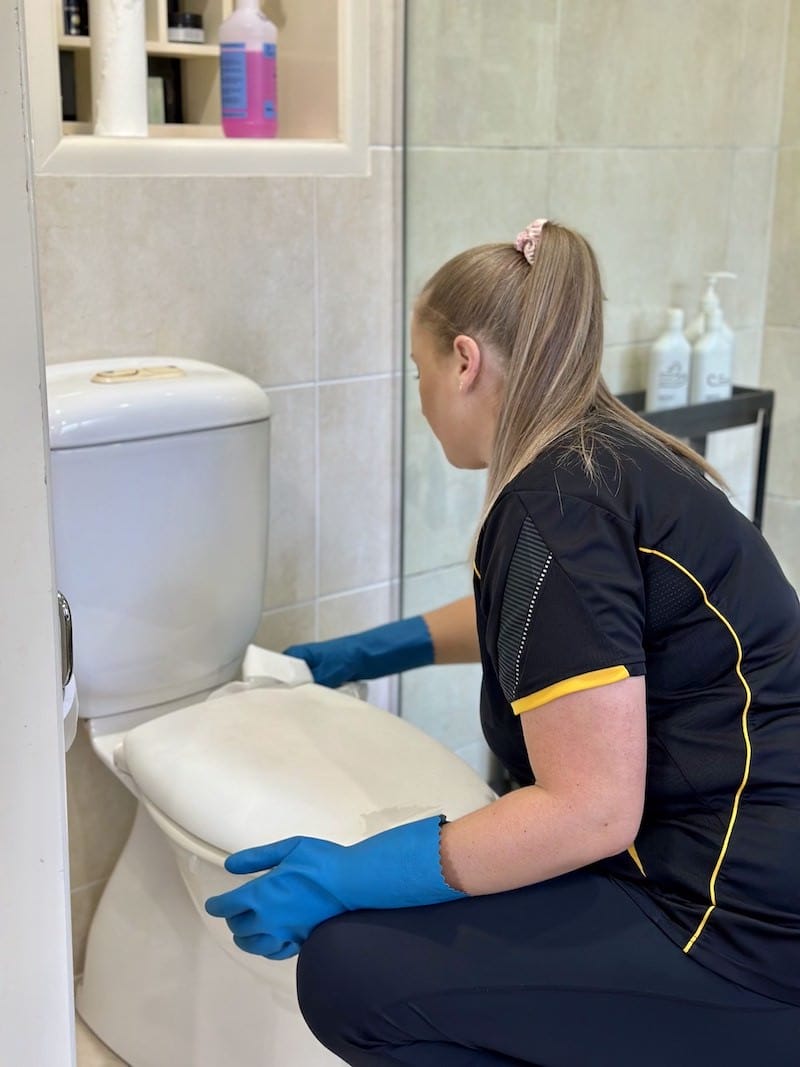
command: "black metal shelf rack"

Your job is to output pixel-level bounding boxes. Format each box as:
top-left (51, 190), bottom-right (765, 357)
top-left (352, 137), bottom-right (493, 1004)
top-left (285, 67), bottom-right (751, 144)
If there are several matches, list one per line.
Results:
top-left (617, 385), bottom-right (775, 529)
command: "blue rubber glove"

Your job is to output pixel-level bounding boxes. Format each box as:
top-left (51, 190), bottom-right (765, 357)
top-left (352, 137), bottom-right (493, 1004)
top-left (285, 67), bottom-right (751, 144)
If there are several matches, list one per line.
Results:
top-left (204, 814), bottom-right (465, 960)
top-left (283, 615), bottom-right (434, 688)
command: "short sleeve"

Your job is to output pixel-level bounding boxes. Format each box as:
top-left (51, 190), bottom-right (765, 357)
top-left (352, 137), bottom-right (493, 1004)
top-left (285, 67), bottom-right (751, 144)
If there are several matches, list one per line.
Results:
top-left (475, 490), bottom-right (646, 714)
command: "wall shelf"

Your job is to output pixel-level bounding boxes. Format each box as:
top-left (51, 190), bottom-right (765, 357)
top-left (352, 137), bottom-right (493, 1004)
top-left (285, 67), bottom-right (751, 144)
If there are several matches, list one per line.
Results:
top-left (25, 0), bottom-right (369, 176)
top-left (57, 34), bottom-right (90, 50)
top-left (141, 42), bottom-right (222, 60)
top-left (57, 35), bottom-right (223, 60)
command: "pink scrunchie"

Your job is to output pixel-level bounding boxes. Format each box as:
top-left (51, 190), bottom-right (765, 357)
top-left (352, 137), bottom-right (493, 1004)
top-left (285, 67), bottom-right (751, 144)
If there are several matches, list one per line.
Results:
top-left (514, 219), bottom-right (548, 265)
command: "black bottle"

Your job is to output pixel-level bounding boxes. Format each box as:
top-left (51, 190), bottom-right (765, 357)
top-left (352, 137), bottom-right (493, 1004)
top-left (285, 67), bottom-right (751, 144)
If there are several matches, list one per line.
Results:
top-left (63, 1), bottom-right (88, 37)
top-left (147, 57), bottom-right (184, 124)
top-left (59, 50), bottom-right (77, 121)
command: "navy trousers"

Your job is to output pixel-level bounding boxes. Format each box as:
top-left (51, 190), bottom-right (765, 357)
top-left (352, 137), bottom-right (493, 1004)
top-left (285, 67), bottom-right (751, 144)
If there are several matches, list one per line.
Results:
top-left (296, 868), bottom-right (800, 1066)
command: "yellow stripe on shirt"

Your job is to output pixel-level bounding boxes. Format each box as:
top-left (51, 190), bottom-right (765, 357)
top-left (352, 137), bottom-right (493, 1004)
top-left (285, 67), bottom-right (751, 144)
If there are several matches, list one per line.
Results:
top-left (638, 546), bottom-right (753, 955)
top-left (510, 665), bottom-right (631, 715)
top-left (627, 842), bottom-right (646, 876)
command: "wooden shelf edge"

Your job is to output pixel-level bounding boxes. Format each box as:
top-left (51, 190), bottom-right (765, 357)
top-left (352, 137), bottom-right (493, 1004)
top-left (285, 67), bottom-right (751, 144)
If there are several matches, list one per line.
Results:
top-left (40, 133), bottom-right (365, 178)
top-left (57, 35), bottom-right (90, 50)
top-left (145, 42), bottom-right (220, 59)
top-left (59, 37), bottom-right (219, 58)
top-left (61, 124), bottom-right (344, 142)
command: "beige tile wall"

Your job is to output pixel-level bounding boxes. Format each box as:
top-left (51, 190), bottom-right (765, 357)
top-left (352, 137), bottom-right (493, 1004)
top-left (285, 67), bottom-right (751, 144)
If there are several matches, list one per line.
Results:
top-left (402, 565), bottom-right (489, 778)
top-left (401, 0), bottom-right (791, 757)
top-left (763, 0), bottom-right (800, 585)
top-left (38, 5), bottom-right (404, 977)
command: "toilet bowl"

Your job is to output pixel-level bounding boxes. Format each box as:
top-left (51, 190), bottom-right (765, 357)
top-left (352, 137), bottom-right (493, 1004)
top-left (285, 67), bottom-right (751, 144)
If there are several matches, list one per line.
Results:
top-left (46, 358), bottom-right (494, 1066)
top-left (77, 668), bottom-right (494, 1067)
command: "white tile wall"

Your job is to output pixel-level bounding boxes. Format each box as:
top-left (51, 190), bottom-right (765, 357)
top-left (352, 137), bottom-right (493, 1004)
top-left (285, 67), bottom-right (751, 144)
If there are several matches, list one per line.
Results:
top-left (551, 149), bottom-right (733, 347)
top-left (37, 177), bottom-right (319, 385)
top-left (780, 0), bottom-right (800, 145)
top-left (556, 0), bottom-right (786, 147)
top-left (316, 149), bottom-right (397, 378)
top-left (404, 146), bottom-right (550, 297)
top-left (766, 148), bottom-right (800, 327)
top-left (764, 495), bottom-right (800, 589)
top-left (319, 375), bottom-right (399, 594)
top-left (255, 601), bottom-right (317, 653)
top-left (761, 328), bottom-right (800, 499)
top-left (401, 565), bottom-right (485, 759)
top-left (725, 151), bottom-right (777, 331)
top-left (762, 0), bottom-right (800, 587)
top-left (403, 397), bottom-right (485, 575)
top-left (406, 0), bottom-right (558, 147)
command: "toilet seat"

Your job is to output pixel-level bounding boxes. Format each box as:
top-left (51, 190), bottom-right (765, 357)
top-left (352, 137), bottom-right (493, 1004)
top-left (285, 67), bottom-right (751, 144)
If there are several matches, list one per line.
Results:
top-left (122, 682), bottom-right (496, 858)
top-left (140, 795), bottom-right (230, 868)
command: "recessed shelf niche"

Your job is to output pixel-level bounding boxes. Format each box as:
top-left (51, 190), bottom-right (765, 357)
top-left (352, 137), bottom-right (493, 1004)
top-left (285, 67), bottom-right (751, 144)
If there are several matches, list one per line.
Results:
top-left (27, 0), bottom-right (368, 176)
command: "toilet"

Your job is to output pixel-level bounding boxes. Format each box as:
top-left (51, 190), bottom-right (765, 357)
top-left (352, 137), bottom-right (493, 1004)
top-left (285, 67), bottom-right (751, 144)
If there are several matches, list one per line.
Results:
top-left (46, 357), bottom-right (495, 1067)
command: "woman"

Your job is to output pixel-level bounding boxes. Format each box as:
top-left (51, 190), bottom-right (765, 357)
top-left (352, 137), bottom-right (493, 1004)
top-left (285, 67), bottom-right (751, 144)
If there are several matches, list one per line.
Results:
top-left (206, 220), bottom-right (800, 1065)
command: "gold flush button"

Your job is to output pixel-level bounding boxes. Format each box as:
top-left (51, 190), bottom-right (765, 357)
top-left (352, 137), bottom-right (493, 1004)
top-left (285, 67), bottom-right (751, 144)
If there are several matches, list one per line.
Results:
top-left (91, 365), bottom-right (186, 384)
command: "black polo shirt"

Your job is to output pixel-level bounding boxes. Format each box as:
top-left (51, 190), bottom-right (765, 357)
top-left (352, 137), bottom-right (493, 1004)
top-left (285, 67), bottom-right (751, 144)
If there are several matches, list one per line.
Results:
top-left (474, 426), bottom-right (800, 1005)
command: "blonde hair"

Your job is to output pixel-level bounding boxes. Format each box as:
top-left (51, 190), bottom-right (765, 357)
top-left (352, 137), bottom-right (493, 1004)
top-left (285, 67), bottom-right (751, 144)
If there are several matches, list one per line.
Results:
top-left (414, 220), bottom-right (725, 537)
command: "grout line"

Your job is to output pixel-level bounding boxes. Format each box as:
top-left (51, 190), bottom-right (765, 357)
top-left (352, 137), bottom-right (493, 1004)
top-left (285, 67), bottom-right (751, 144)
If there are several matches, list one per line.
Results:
top-left (768, 0), bottom-right (791, 147)
top-left (262, 579), bottom-right (398, 618)
top-left (552, 0), bottom-right (562, 170)
top-left (389, 143), bottom-right (404, 622)
top-left (312, 177), bottom-right (321, 639)
top-left (759, 0), bottom-right (793, 374)
top-left (265, 370), bottom-right (398, 394)
top-left (765, 489), bottom-right (800, 503)
top-left (406, 143), bottom-right (777, 153)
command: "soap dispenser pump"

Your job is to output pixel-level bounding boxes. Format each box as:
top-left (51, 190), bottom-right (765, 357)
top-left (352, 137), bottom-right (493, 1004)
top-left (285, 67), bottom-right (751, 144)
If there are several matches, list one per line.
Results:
top-left (219, 0), bottom-right (278, 138)
top-left (686, 271), bottom-right (736, 347)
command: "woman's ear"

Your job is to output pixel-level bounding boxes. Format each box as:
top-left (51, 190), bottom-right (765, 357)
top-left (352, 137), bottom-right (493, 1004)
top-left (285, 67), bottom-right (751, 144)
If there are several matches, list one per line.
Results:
top-left (452, 334), bottom-right (482, 392)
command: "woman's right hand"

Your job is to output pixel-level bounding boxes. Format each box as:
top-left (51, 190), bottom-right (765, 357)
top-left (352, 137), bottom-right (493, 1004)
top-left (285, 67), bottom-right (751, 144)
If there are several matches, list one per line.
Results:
top-left (283, 616), bottom-right (434, 688)
top-left (282, 633), bottom-right (367, 689)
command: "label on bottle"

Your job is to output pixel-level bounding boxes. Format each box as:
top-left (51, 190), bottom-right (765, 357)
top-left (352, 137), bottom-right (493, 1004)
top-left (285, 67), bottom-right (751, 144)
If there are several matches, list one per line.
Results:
top-left (168, 28), bottom-right (205, 44)
top-left (262, 43), bottom-right (277, 120)
top-left (690, 334), bottom-right (733, 404)
top-left (646, 350), bottom-right (690, 411)
top-left (654, 360), bottom-right (689, 408)
top-left (220, 43), bottom-right (248, 119)
top-left (660, 361), bottom-right (688, 388)
top-left (702, 370), bottom-right (731, 401)
top-left (221, 41), bottom-right (277, 136)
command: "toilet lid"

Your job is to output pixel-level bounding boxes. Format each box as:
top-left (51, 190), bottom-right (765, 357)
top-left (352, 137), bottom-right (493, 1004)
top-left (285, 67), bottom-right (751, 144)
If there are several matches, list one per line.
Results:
top-left (122, 683), bottom-right (495, 856)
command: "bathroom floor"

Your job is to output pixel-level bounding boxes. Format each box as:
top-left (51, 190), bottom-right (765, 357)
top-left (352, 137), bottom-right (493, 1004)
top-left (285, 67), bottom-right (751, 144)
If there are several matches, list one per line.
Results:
top-left (76, 1015), bottom-right (127, 1065)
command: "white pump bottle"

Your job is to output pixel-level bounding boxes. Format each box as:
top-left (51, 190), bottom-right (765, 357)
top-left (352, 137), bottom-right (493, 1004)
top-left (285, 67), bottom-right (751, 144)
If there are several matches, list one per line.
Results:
top-left (645, 308), bottom-right (691, 411)
top-left (690, 308), bottom-right (733, 403)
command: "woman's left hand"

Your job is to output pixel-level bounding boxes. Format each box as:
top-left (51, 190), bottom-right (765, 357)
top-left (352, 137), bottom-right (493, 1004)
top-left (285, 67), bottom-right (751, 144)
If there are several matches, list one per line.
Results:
top-left (204, 815), bottom-right (466, 960)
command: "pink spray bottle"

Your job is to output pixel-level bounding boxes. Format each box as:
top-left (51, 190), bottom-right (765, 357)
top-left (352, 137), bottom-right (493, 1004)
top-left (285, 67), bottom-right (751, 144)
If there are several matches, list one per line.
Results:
top-left (219, 0), bottom-right (278, 138)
